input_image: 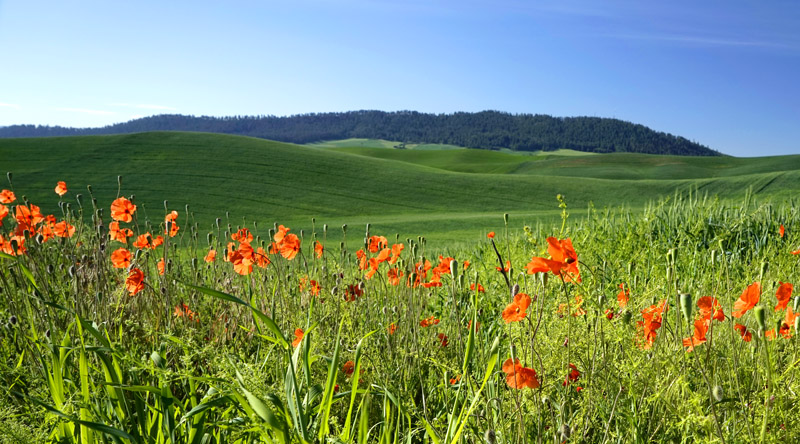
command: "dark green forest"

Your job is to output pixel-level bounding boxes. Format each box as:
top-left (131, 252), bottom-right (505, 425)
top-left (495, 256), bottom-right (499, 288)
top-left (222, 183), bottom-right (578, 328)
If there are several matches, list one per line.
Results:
top-left (0, 110), bottom-right (719, 155)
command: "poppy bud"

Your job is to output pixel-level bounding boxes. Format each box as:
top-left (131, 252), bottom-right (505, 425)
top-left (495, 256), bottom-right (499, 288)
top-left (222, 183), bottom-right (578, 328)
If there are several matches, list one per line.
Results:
top-left (503, 213), bottom-right (509, 225)
top-left (598, 293), bottom-right (606, 307)
top-left (365, 223), bottom-right (370, 238)
top-left (754, 305), bottom-right (766, 331)
top-left (6, 172), bottom-right (12, 183)
top-left (35, 233), bottom-right (44, 244)
top-left (712, 385), bottom-right (724, 402)
top-left (117, 175), bottom-right (122, 187)
top-left (679, 293), bottom-right (692, 324)
top-left (775, 318), bottom-right (783, 335)
top-left (331, 285), bottom-right (338, 296)
top-left (75, 193), bottom-right (83, 207)
top-left (341, 224), bottom-right (347, 234)
top-left (458, 274), bottom-right (465, 288)
top-left (484, 429), bottom-right (497, 444)
top-left (710, 249), bottom-right (718, 266)
top-left (191, 258), bottom-right (198, 269)
top-left (511, 283), bottom-right (520, 297)
top-left (45, 329), bottom-right (50, 339)
top-left (215, 218), bottom-right (221, 229)
top-left (47, 264), bottom-right (54, 274)
top-left (627, 262), bottom-right (634, 274)
top-left (558, 424), bottom-right (571, 441)
top-left (666, 266), bottom-right (673, 283)
top-left (795, 316), bottom-right (799, 332)
top-left (68, 265), bottom-right (76, 277)
top-left (539, 272), bottom-right (548, 287)
top-left (667, 248), bottom-right (677, 265)
top-left (794, 296), bottom-right (800, 312)
top-left (8, 315), bottom-right (17, 326)
top-left (323, 224), bottom-right (328, 234)
top-left (759, 261), bottom-right (768, 282)
top-left (449, 260), bottom-right (458, 277)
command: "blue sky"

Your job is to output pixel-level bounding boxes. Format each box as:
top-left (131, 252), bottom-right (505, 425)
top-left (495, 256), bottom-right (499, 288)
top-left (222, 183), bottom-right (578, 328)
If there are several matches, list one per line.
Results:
top-left (1, 0), bottom-right (798, 156)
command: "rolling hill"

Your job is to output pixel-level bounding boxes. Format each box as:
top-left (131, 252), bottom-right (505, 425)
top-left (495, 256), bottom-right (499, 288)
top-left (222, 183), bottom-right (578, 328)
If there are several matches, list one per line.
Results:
top-left (0, 110), bottom-right (719, 156)
top-left (0, 132), bottom-right (794, 246)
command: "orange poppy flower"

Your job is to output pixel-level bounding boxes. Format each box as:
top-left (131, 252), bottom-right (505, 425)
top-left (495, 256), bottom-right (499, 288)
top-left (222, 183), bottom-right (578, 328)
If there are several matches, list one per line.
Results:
top-left (0, 204), bottom-right (8, 224)
top-left (389, 243), bottom-right (404, 264)
top-left (487, 232), bottom-right (495, 239)
top-left (463, 260), bottom-right (470, 269)
top-left (53, 220), bottom-right (75, 238)
top-left (376, 248), bottom-right (392, 263)
top-left (344, 284), bottom-right (363, 302)
top-left (775, 282), bottom-right (793, 311)
top-left (279, 233), bottom-right (300, 260)
top-left (562, 363), bottom-right (580, 386)
top-left (238, 242), bottom-right (254, 260)
top-left (792, 249), bottom-right (800, 255)
top-left (314, 240), bottom-right (324, 258)
top-left (152, 235), bottom-right (164, 248)
top-left (254, 247), bottom-right (270, 268)
top-left (292, 328), bottom-right (304, 347)
top-left (387, 267), bottom-right (403, 286)
top-left (449, 375), bottom-right (461, 385)
top-left (54, 181), bottom-right (67, 196)
top-left (697, 296), bottom-right (725, 322)
top-left (732, 282), bottom-right (761, 318)
top-left (780, 307), bottom-right (799, 338)
top-left (157, 258), bottom-right (165, 275)
top-left (388, 323), bottom-right (397, 335)
top-left (15, 204), bottom-right (44, 233)
top-left (133, 233), bottom-right (154, 250)
top-left (108, 221), bottom-right (133, 242)
top-left (232, 227), bottom-right (253, 243)
top-left (368, 235), bottom-right (388, 253)
top-left (0, 190), bottom-right (15, 204)
top-left (780, 224), bottom-right (785, 238)
top-left (496, 260), bottom-right (510, 273)
top-left (126, 268), bottom-right (145, 295)
top-left (365, 258), bottom-right (380, 280)
top-left (437, 333), bottom-right (448, 347)
top-left (111, 248), bottom-right (132, 269)
top-left (204, 249), bottom-right (217, 263)
top-left (273, 224), bottom-right (290, 243)
top-left (682, 318), bottom-right (709, 352)
top-left (110, 197), bottom-right (136, 223)
top-left (734, 323), bottom-right (752, 342)
top-left (470, 283), bottom-right (485, 292)
top-left (501, 358), bottom-right (540, 389)
top-left (636, 300), bottom-right (668, 349)
top-left (617, 283), bottom-right (630, 308)
top-left (419, 316), bottom-right (440, 327)
top-left (0, 234), bottom-right (26, 256)
top-left (526, 237), bottom-right (580, 283)
top-left (229, 250), bottom-right (252, 275)
top-left (343, 360), bottom-right (355, 376)
top-left (502, 292), bottom-right (531, 323)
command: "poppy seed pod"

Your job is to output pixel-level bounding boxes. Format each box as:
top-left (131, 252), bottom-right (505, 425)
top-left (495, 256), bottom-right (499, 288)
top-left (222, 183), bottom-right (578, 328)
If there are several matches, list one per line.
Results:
top-left (754, 306), bottom-right (767, 331)
top-left (712, 385), bottom-right (724, 402)
top-left (679, 293), bottom-right (693, 324)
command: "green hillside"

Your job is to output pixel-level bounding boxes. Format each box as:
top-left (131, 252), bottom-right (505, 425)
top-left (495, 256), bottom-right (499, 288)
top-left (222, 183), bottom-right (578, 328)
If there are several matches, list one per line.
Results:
top-left (1, 132), bottom-right (796, 246)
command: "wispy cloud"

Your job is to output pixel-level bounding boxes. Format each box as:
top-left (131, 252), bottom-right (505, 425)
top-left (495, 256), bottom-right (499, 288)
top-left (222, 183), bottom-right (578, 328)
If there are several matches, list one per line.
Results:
top-left (112, 103), bottom-right (177, 111)
top-left (602, 32), bottom-right (794, 50)
top-left (0, 102), bottom-right (21, 109)
top-left (55, 107), bottom-right (116, 116)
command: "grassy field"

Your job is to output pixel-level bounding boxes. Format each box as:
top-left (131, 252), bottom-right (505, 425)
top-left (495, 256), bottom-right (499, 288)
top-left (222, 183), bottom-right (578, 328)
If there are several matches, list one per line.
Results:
top-left (2, 132), bottom-right (799, 248)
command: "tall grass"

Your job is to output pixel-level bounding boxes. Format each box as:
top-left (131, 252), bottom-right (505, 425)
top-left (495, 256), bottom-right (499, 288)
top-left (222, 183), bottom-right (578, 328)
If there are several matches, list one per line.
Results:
top-left (1, 180), bottom-right (799, 443)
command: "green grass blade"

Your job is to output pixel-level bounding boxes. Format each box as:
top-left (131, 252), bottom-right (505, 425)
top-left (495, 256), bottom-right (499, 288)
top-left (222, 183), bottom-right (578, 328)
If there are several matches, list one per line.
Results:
top-left (317, 319), bottom-right (344, 439)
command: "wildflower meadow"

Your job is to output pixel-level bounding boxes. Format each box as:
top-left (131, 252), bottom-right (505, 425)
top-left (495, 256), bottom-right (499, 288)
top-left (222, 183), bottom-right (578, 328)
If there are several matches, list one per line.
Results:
top-left (1, 177), bottom-right (800, 443)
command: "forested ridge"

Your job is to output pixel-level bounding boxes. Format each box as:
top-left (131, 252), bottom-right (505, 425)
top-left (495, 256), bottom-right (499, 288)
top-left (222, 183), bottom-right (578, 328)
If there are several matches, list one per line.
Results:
top-left (0, 110), bottom-right (719, 155)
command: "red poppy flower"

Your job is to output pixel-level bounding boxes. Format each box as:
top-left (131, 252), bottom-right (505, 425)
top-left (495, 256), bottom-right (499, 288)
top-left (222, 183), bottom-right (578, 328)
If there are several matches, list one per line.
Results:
top-left (157, 258), bottom-right (165, 275)
top-left (470, 283), bottom-right (485, 293)
top-left (781, 307), bottom-right (798, 339)
top-left (462, 260), bottom-right (470, 269)
top-left (449, 375), bottom-right (461, 385)
top-left (279, 233), bottom-right (300, 260)
top-left (389, 243), bottom-right (404, 264)
top-left (496, 260), bottom-right (510, 273)
top-left (133, 233), bottom-right (154, 250)
top-left (792, 249), bottom-right (800, 255)
top-left (526, 237), bottom-right (581, 283)
top-left (110, 197), bottom-right (136, 223)
top-left (388, 323), bottom-right (397, 335)
top-left (732, 282), bottom-right (761, 318)
top-left (343, 360), bottom-right (355, 376)
top-left (253, 247), bottom-right (270, 268)
top-left (734, 323), bottom-right (752, 342)
top-left (126, 268), bottom-right (145, 295)
top-left (617, 283), bottom-right (629, 308)
top-left (0, 190), bottom-right (15, 204)
top-left (779, 224), bottom-right (785, 238)
top-left (487, 232), bottom-right (495, 239)
top-left (387, 267), bottom-right (403, 286)
top-left (605, 309), bottom-right (614, 320)
top-left (420, 316), bottom-right (440, 328)
top-left (15, 204), bottom-right (44, 234)
top-left (437, 333), bottom-right (448, 347)
top-left (111, 248), bottom-right (132, 269)
top-left (204, 249), bottom-right (217, 263)
top-left (368, 235), bottom-right (388, 253)
top-left (54, 181), bottom-right (67, 196)
top-left (697, 296), bottom-right (725, 322)
top-left (501, 358), bottom-right (540, 389)
top-left (108, 221), bottom-right (133, 242)
top-left (682, 318), bottom-right (709, 352)
top-left (53, 220), bottom-right (75, 238)
top-left (292, 328), bottom-right (304, 347)
top-left (562, 363), bottom-right (580, 386)
top-left (314, 240), bottom-right (324, 258)
top-left (636, 300), bottom-right (668, 349)
top-left (775, 282), bottom-right (793, 312)
top-left (502, 292), bottom-right (531, 323)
